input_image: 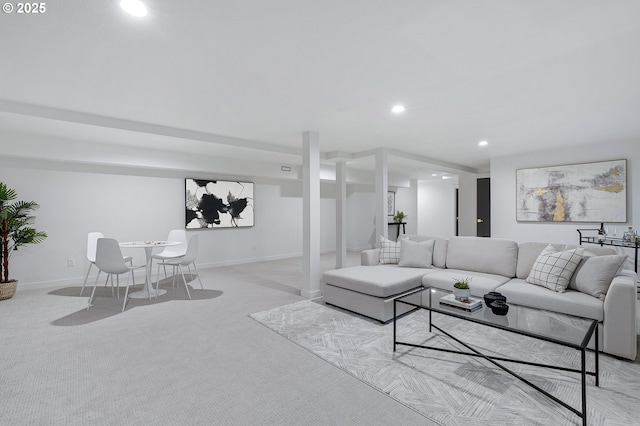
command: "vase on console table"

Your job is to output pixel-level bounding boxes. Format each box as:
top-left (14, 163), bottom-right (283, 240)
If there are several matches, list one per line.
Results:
top-left (623, 227), bottom-right (635, 243)
top-left (597, 223), bottom-right (606, 243)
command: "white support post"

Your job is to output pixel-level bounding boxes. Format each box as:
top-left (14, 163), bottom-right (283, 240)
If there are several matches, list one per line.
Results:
top-left (457, 172), bottom-right (478, 236)
top-left (302, 131), bottom-right (321, 299)
top-left (375, 149), bottom-right (389, 241)
top-left (408, 178), bottom-right (418, 235)
top-left (335, 161), bottom-right (347, 268)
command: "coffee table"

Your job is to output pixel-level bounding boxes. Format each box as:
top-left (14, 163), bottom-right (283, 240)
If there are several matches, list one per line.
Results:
top-left (393, 287), bottom-right (599, 426)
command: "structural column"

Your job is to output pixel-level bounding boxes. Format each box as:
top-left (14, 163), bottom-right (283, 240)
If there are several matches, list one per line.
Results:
top-left (302, 131), bottom-right (321, 299)
top-left (408, 178), bottom-right (418, 235)
top-left (335, 161), bottom-right (347, 268)
top-left (457, 172), bottom-right (478, 236)
top-left (375, 149), bottom-right (389, 241)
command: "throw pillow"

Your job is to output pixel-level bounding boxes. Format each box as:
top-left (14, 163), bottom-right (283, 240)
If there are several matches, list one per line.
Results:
top-left (526, 244), bottom-right (584, 292)
top-left (378, 235), bottom-right (401, 264)
top-left (573, 254), bottom-right (627, 300)
top-left (398, 238), bottom-right (435, 268)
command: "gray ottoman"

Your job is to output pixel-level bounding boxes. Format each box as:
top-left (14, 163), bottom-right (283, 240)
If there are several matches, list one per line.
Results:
top-left (322, 265), bottom-right (431, 322)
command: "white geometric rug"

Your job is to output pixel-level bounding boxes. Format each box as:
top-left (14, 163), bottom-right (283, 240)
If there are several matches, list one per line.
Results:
top-left (250, 300), bottom-right (640, 426)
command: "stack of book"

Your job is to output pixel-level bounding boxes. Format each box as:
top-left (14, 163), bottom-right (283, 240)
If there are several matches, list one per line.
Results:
top-left (439, 294), bottom-right (483, 312)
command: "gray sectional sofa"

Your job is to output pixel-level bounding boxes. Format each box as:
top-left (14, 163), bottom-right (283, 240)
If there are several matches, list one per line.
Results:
top-left (322, 235), bottom-right (638, 360)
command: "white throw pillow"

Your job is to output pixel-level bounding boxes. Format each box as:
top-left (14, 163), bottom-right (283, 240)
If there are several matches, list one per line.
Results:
top-left (398, 239), bottom-right (435, 268)
top-left (378, 235), bottom-right (401, 264)
top-left (526, 244), bottom-right (584, 292)
top-left (572, 254), bottom-right (627, 300)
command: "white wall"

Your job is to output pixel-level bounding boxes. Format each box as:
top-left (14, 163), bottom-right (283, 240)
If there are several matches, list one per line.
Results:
top-left (491, 140), bottom-right (639, 245)
top-left (344, 183), bottom-right (420, 250)
top-left (417, 180), bottom-right (457, 237)
top-left (390, 185), bottom-right (417, 237)
top-left (0, 164), bottom-right (337, 288)
top-left (346, 187), bottom-right (376, 250)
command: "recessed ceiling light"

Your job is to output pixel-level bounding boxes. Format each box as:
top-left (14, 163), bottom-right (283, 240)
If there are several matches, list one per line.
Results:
top-left (432, 173), bottom-right (437, 177)
top-left (478, 140), bottom-right (489, 147)
top-left (120, 0), bottom-right (147, 17)
top-left (391, 105), bottom-right (406, 114)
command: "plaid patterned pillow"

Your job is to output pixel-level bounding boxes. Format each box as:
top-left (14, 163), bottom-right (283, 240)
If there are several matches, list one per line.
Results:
top-left (378, 235), bottom-right (401, 264)
top-left (526, 244), bottom-right (584, 292)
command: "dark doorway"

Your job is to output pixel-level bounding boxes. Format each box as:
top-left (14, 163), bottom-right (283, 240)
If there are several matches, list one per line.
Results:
top-left (477, 178), bottom-right (491, 237)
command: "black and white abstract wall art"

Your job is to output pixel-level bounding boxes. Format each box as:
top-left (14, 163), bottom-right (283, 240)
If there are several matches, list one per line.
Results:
top-left (185, 179), bottom-right (254, 229)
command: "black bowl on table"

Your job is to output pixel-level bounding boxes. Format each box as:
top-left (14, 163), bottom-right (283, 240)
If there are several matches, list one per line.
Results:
top-left (484, 291), bottom-right (507, 306)
top-left (490, 300), bottom-right (509, 316)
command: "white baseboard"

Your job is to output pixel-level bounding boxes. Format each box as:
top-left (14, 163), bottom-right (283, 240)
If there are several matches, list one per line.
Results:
top-left (347, 245), bottom-right (372, 252)
top-left (14, 249), bottom-right (339, 291)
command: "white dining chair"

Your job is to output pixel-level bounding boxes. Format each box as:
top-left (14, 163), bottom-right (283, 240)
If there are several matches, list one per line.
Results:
top-left (80, 232), bottom-right (132, 296)
top-left (151, 229), bottom-right (188, 279)
top-left (87, 238), bottom-right (146, 312)
top-left (155, 234), bottom-right (203, 299)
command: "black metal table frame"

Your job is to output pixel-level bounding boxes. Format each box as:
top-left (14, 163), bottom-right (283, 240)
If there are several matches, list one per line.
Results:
top-left (393, 287), bottom-right (599, 426)
top-left (577, 228), bottom-right (638, 274)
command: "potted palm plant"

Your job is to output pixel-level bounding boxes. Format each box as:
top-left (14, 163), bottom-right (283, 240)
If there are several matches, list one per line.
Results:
top-left (0, 182), bottom-right (47, 300)
top-left (452, 277), bottom-right (472, 301)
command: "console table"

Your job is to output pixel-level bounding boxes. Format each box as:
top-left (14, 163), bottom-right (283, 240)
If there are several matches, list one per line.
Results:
top-left (577, 228), bottom-right (638, 273)
top-left (388, 222), bottom-right (406, 240)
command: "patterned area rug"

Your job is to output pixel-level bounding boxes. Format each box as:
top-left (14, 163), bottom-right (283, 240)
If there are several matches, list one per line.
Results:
top-left (250, 300), bottom-right (640, 426)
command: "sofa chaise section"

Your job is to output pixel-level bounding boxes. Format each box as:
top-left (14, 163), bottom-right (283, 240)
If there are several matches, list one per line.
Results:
top-left (322, 264), bottom-right (431, 322)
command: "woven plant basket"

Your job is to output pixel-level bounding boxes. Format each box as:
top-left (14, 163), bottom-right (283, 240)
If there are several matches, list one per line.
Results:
top-left (0, 280), bottom-right (17, 300)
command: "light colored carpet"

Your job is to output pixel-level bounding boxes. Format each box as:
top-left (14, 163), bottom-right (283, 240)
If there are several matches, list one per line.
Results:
top-left (251, 300), bottom-right (640, 426)
top-left (0, 252), bottom-right (439, 426)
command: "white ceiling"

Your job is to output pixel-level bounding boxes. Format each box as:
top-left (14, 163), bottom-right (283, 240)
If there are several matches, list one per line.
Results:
top-left (1, 0), bottom-right (639, 179)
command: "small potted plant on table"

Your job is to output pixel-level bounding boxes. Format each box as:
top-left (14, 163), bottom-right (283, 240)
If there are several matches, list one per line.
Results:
top-left (452, 277), bottom-right (472, 302)
top-left (393, 210), bottom-right (407, 223)
top-left (0, 183), bottom-right (47, 300)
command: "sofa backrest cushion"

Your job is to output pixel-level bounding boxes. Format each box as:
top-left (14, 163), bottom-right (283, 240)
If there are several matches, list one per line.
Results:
top-left (525, 245), bottom-right (585, 292)
top-left (445, 237), bottom-right (518, 277)
top-left (378, 235), bottom-right (400, 264)
top-left (569, 253), bottom-right (628, 300)
top-left (401, 235), bottom-right (448, 268)
top-left (516, 242), bottom-right (617, 279)
top-left (398, 238), bottom-right (435, 268)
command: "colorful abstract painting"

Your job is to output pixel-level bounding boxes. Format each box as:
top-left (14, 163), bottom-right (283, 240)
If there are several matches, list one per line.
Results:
top-left (516, 160), bottom-right (626, 222)
top-left (185, 179), bottom-right (254, 228)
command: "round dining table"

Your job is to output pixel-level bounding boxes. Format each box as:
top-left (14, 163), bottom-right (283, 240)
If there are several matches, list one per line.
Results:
top-left (119, 240), bottom-right (181, 299)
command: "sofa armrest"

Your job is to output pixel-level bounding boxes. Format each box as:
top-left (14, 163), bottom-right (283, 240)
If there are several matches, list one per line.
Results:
top-left (603, 271), bottom-right (637, 360)
top-left (361, 249), bottom-right (380, 266)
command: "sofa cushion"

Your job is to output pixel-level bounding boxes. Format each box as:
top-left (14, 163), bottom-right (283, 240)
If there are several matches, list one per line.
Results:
top-left (445, 237), bottom-right (518, 277)
top-left (497, 279), bottom-right (604, 321)
top-left (378, 235), bottom-right (400, 264)
top-left (323, 265), bottom-right (431, 298)
top-left (398, 238), bottom-right (434, 268)
top-left (516, 242), bottom-right (617, 279)
top-left (526, 245), bottom-right (584, 292)
top-left (570, 254), bottom-right (627, 300)
top-left (401, 235), bottom-right (448, 268)
top-left (422, 269), bottom-right (509, 297)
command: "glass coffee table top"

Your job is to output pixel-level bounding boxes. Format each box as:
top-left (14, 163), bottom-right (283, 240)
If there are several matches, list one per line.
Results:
top-left (399, 287), bottom-right (597, 349)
